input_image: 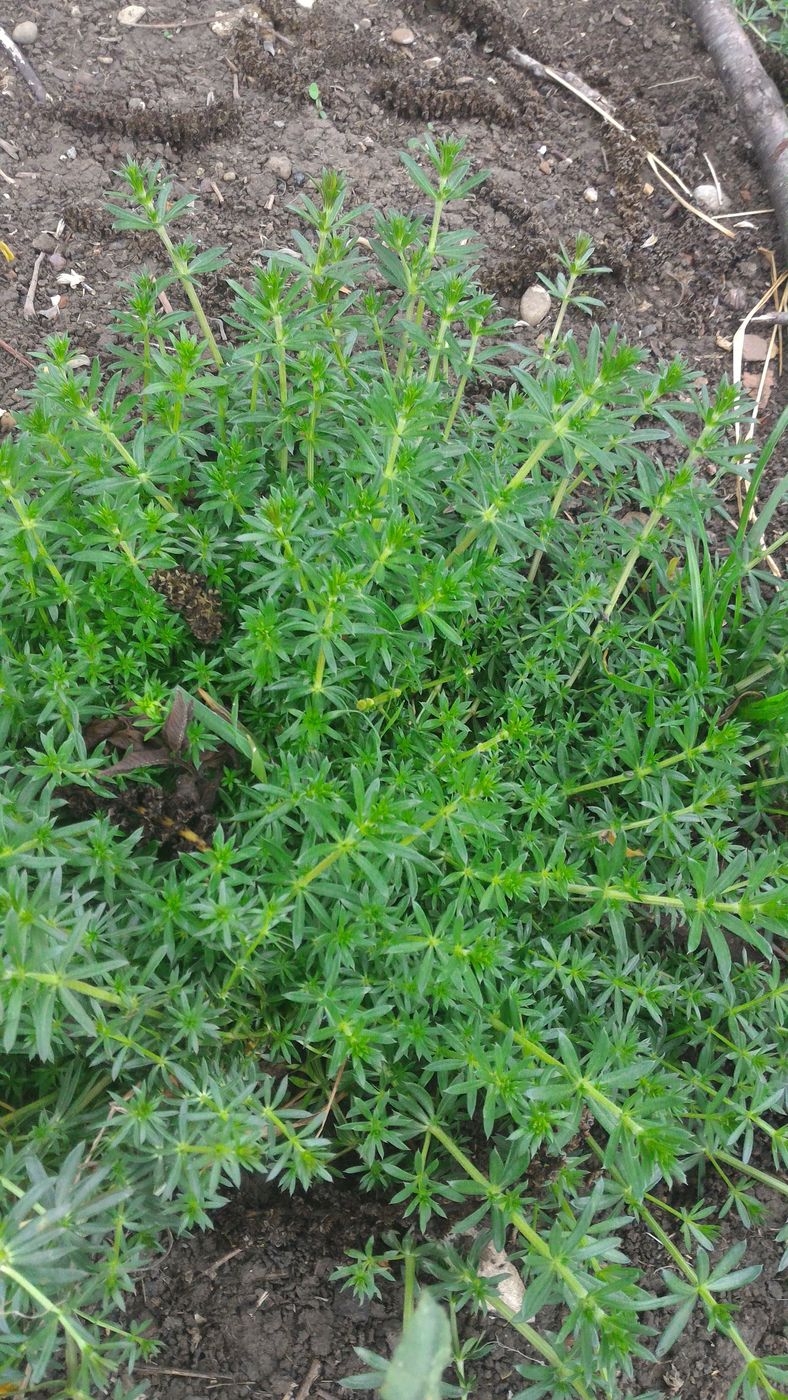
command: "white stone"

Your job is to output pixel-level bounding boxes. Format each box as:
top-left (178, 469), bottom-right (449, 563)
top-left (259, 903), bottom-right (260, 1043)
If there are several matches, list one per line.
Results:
top-left (692, 182), bottom-right (732, 214)
top-left (518, 284), bottom-right (551, 326)
top-left (117, 5), bottom-right (146, 25)
top-left (12, 20), bottom-right (38, 44)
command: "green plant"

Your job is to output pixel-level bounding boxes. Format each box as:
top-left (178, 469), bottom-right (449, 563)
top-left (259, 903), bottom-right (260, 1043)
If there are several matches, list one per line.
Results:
top-left (0, 135), bottom-right (786, 1400)
top-left (345, 1291), bottom-right (453, 1399)
top-left (734, 0), bottom-right (788, 56)
top-left (308, 80), bottom-right (327, 118)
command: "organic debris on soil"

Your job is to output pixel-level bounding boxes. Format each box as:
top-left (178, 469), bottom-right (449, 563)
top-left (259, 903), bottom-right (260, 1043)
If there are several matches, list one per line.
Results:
top-left (58, 691), bottom-right (232, 854)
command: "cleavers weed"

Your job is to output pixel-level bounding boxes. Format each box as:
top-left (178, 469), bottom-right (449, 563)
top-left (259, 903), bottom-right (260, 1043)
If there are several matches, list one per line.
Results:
top-left (0, 135), bottom-right (786, 1400)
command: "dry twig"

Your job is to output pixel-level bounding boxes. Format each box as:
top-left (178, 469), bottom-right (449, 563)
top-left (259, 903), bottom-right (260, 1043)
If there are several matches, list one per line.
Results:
top-left (507, 45), bottom-right (735, 239)
top-left (23, 252), bottom-right (45, 320)
top-left (295, 1362), bottom-right (322, 1400)
top-left (0, 338), bottom-right (34, 368)
top-left (684, 0), bottom-right (788, 259)
top-left (203, 1245), bottom-right (244, 1278)
top-left (135, 1367), bottom-right (234, 1382)
top-left (750, 311), bottom-right (788, 325)
top-left (730, 267), bottom-right (787, 577)
top-left (0, 24), bottom-right (50, 103)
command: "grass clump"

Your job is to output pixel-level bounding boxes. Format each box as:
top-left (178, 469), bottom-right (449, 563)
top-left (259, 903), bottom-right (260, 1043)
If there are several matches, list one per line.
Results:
top-left (0, 135), bottom-right (786, 1400)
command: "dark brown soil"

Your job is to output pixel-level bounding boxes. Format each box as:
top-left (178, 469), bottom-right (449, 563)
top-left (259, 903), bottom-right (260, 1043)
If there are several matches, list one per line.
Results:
top-left (130, 1169), bottom-right (787, 1400)
top-left (2, 0), bottom-right (786, 1394)
top-left (0, 0), bottom-right (785, 534)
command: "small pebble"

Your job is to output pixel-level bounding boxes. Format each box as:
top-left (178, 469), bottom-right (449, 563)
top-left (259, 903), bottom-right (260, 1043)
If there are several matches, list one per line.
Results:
top-left (692, 182), bottom-right (732, 214)
top-left (32, 232), bottom-right (56, 253)
top-left (0, 411), bottom-right (16, 435)
top-left (742, 333), bottom-right (772, 362)
top-left (49, 252), bottom-right (67, 271)
top-left (223, 169), bottom-right (236, 182)
top-left (117, 4), bottom-right (146, 24)
top-left (266, 154), bottom-right (292, 180)
top-left (724, 285), bottom-right (747, 310)
top-left (127, 96), bottom-right (146, 112)
top-left (12, 20), bottom-right (38, 44)
top-left (518, 285), bottom-right (551, 326)
top-left (359, 16), bottom-right (372, 28)
top-left (583, 185), bottom-right (598, 203)
top-left (390, 25), bottom-right (415, 44)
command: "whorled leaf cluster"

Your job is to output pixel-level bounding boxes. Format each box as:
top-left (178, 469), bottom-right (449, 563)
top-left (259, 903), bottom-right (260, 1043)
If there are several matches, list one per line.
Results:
top-left (0, 138), bottom-right (786, 1399)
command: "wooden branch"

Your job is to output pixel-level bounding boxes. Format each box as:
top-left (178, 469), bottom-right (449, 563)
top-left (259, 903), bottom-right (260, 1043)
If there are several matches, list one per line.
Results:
top-left (683, 0), bottom-right (788, 259)
top-left (0, 22), bottom-right (50, 103)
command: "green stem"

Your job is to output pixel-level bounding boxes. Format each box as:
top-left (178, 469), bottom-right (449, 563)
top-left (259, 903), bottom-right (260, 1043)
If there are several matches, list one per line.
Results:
top-left (427, 317), bottom-right (450, 384)
top-left (587, 1135), bottom-right (782, 1396)
top-left (446, 387), bottom-right (595, 562)
top-left (4, 970), bottom-right (127, 1006)
top-left (426, 1122), bottom-right (590, 1302)
top-left (567, 506), bottom-right (663, 686)
top-left (86, 410), bottom-right (174, 514)
top-left (402, 1250), bottom-right (416, 1326)
top-left (0, 482), bottom-right (68, 591)
top-left (249, 351), bottom-right (262, 416)
top-left (1, 1264), bottom-right (89, 1351)
top-left (527, 468), bottom-right (586, 583)
top-left (222, 799), bottom-right (463, 997)
top-left (488, 1012), bottom-right (642, 1139)
top-left (486, 1293), bottom-right (594, 1400)
top-left (712, 1149), bottom-right (788, 1198)
top-left (443, 333), bottom-right (479, 439)
top-left (567, 736), bottom-right (719, 796)
top-left (158, 225), bottom-right (223, 370)
top-left (273, 312), bottom-right (289, 478)
top-left (413, 197), bottom-right (446, 331)
top-left (547, 274), bottom-right (578, 347)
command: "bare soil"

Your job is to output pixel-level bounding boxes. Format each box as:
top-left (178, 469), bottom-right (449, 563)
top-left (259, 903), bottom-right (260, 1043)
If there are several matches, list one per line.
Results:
top-left (2, 0), bottom-right (786, 1393)
top-left (130, 1171), bottom-right (786, 1400)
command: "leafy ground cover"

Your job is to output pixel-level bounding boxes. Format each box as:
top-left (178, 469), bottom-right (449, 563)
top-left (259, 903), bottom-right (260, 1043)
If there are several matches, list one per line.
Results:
top-left (734, 0), bottom-right (788, 57)
top-left (0, 136), bottom-right (786, 1400)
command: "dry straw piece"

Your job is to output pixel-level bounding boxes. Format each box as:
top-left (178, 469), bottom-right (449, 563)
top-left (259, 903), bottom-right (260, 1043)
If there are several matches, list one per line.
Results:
top-left (507, 45), bottom-right (735, 239)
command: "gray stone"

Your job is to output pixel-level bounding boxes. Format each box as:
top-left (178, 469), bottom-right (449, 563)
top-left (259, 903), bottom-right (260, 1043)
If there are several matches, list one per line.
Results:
top-left (12, 20), bottom-right (38, 43)
top-left (266, 153), bottom-right (292, 180)
top-left (518, 284), bottom-right (552, 326)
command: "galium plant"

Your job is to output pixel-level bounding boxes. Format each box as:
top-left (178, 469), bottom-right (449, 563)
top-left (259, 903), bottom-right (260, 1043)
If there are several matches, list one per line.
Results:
top-left (0, 135), bottom-right (786, 1400)
top-left (734, 0), bottom-right (788, 56)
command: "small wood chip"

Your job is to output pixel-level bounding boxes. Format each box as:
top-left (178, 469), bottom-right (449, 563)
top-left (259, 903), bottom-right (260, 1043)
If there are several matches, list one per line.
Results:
top-left (23, 250), bottom-right (45, 319)
top-left (295, 1361), bottom-right (322, 1400)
